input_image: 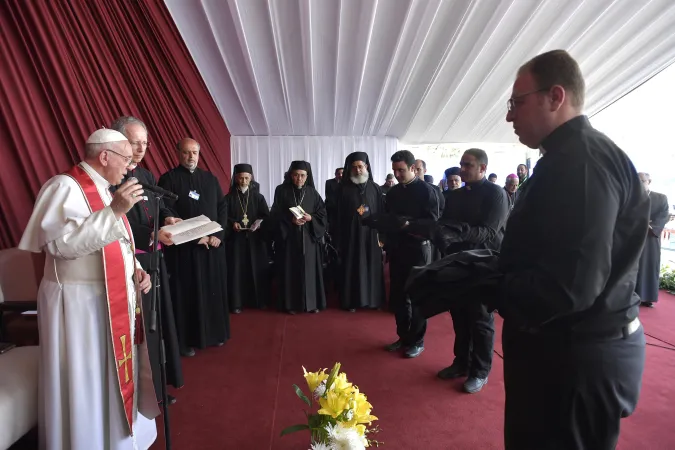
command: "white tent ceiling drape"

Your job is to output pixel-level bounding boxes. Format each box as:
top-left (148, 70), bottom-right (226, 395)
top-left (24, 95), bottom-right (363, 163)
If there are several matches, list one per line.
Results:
top-left (167, 0), bottom-right (675, 144)
top-left (231, 136), bottom-right (398, 202)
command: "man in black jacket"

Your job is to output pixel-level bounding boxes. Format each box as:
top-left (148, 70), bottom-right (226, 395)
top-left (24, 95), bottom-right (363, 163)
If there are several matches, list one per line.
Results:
top-left (500, 50), bottom-right (648, 449)
top-left (404, 149), bottom-right (508, 394)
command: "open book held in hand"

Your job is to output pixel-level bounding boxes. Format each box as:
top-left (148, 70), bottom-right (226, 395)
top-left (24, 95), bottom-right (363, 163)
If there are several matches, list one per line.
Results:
top-left (161, 215), bottom-right (223, 245)
top-left (289, 206), bottom-right (307, 220)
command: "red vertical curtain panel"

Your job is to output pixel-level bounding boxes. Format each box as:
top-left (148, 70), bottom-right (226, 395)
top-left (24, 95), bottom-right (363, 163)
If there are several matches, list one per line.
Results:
top-left (0, 0), bottom-right (231, 249)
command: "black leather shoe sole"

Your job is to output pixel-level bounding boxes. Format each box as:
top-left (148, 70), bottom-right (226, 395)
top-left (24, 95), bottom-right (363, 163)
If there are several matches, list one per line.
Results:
top-left (437, 366), bottom-right (467, 379)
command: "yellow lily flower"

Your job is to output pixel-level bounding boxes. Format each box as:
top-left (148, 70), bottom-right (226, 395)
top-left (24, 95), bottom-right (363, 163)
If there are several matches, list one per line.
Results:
top-left (348, 389), bottom-right (378, 425)
top-left (302, 366), bottom-right (328, 394)
top-left (330, 373), bottom-right (353, 392)
top-left (317, 389), bottom-right (351, 418)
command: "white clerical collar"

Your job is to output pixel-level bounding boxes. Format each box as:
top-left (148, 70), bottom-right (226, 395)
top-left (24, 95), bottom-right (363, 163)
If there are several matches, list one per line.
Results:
top-left (80, 161), bottom-right (111, 189)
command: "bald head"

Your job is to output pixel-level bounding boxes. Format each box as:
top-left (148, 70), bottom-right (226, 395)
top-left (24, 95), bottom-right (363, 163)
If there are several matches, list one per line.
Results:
top-left (177, 138), bottom-right (200, 171)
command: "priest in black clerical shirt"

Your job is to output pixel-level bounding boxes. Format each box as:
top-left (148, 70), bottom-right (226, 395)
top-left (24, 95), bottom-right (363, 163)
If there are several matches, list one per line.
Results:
top-left (110, 116), bottom-right (183, 403)
top-left (158, 138), bottom-right (230, 356)
top-left (325, 167), bottom-right (343, 236)
top-left (635, 172), bottom-right (670, 307)
top-left (271, 161), bottom-right (328, 314)
top-left (335, 152), bottom-right (386, 312)
top-left (366, 150), bottom-right (440, 358)
top-left (225, 164), bottom-right (271, 313)
top-left (404, 148), bottom-right (508, 394)
top-left (500, 50), bottom-right (648, 449)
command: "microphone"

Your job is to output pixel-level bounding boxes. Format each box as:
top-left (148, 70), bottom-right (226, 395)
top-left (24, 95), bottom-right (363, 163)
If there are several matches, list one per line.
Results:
top-left (139, 182), bottom-right (179, 200)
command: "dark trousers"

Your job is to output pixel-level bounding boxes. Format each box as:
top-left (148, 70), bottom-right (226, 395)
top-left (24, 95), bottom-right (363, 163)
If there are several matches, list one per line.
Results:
top-left (389, 241), bottom-right (431, 343)
top-left (503, 322), bottom-right (645, 450)
top-left (449, 302), bottom-right (494, 377)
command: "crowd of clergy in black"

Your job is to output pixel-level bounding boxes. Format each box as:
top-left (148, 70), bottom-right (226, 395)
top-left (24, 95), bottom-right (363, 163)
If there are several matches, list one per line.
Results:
top-left (110, 50), bottom-right (670, 450)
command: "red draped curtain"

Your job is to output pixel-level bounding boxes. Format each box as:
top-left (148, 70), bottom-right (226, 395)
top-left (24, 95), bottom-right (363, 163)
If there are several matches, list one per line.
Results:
top-left (0, 0), bottom-right (231, 249)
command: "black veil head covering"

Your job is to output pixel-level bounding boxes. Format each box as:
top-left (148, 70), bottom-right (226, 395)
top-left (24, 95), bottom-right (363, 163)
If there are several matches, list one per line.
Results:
top-left (341, 151), bottom-right (373, 187)
top-left (285, 160), bottom-right (315, 188)
top-left (231, 163), bottom-right (254, 189)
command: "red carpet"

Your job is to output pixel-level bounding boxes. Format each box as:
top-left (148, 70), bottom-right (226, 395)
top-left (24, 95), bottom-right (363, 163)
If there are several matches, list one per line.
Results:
top-left (151, 292), bottom-right (675, 449)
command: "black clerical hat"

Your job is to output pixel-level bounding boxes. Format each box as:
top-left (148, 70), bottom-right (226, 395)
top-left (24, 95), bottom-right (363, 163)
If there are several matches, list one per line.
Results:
top-left (445, 167), bottom-right (460, 178)
top-left (231, 163), bottom-right (255, 190)
top-left (233, 163), bottom-right (253, 175)
top-left (286, 160), bottom-right (315, 188)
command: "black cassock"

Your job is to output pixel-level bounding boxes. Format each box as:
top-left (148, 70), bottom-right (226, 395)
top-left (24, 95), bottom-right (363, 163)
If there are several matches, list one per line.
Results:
top-left (118, 167), bottom-right (184, 398)
top-left (158, 166), bottom-right (230, 349)
top-left (271, 184), bottom-right (327, 312)
top-left (225, 189), bottom-right (271, 310)
top-left (636, 191), bottom-right (670, 303)
top-left (335, 181), bottom-right (386, 309)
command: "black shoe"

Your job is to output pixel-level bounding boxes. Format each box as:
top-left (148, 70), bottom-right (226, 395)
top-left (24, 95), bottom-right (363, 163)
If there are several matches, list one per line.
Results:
top-left (404, 345), bottom-right (424, 358)
top-left (385, 340), bottom-right (404, 352)
top-left (233, 309), bottom-right (242, 314)
top-left (180, 347), bottom-right (195, 357)
top-left (288, 310), bottom-right (297, 315)
top-left (348, 309), bottom-right (356, 313)
top-left (310, 309), bottom-right (320, 314)
top-left (641, 301), bottom-right (655, 308)
top-left (437, 364), bottom-right (467, 380)
top-left (168, 394), bottom-right (177, 405)
top-left (215, 341), bottom-right (225, 347)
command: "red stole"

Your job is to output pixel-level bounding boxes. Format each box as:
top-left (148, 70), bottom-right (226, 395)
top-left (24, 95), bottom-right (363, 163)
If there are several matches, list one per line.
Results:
top-left (64, 165), bottom-right (136, 434)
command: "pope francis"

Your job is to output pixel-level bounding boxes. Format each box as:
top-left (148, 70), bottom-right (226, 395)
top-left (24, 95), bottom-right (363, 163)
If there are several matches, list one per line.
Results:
top-left (19, 129), bottom-right (160, 449)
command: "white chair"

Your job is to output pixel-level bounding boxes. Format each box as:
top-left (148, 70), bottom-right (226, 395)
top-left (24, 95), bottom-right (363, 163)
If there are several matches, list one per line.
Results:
top-left (0, 248), bottom-right (41, 449)
top-left (0, 346), bottom-right (39, 450)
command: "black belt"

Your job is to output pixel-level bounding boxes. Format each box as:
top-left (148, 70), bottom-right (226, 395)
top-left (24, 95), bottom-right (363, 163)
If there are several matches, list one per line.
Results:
top-left (524, 317), bottom-right (641, 342)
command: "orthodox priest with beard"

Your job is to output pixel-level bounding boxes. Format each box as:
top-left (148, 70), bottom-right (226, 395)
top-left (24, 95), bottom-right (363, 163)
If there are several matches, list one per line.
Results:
top-left (158, 138), bottom-right (230, 356)
top-left (336, 152), bottom-right (386, 312)
top-left (226, 164), bottom-right (271, 313)
top-left (271, 161), bottom-right (328, 314)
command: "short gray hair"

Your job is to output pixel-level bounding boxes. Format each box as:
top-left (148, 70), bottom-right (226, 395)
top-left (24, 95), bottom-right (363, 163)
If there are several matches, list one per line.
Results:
top-left (84, 142), bottom-right (108, 159)
top-left (110, 116), bottom-right (147, 138)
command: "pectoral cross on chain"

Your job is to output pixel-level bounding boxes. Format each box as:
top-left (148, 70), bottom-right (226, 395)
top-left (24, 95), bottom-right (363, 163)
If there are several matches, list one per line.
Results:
top-left (117, 335), bottom-right (132, 384)
top-left (242, 214), bottom-right (249, 227)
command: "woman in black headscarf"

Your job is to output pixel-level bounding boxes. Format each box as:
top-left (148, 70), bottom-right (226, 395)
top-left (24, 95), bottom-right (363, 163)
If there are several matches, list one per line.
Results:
top-left (270, 161), bottom-right (327, 313)
top-left (225, 164), bottom-right (271, 313)
top-left (336, 152), bottom-right (386, 311)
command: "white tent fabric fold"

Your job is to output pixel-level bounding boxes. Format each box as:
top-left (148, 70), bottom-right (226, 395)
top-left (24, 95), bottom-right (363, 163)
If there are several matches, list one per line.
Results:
top-left (166, 0), bottom-right (675, 144)
top-left (231, 136), bottom-right (398, 202)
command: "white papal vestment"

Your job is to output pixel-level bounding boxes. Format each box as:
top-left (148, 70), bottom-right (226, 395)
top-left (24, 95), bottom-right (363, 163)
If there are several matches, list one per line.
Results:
top-left (19, 162), bottom-right (159, 450)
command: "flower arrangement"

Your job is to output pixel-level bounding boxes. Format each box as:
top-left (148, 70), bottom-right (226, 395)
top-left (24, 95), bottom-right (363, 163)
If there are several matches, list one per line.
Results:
top-left (281, 362), bottom-right (381, 449)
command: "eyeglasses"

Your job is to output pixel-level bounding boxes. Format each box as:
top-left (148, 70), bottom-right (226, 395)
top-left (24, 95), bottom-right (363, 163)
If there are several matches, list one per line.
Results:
top-left (129, 141), bottom-right (150, 148)
top-left (106, 149), bottom-right (134, 167)
top-left (507, 88), bottom-right (550, 112)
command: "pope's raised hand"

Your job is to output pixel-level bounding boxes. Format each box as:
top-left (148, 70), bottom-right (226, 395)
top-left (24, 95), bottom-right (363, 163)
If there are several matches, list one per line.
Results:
top-left (111, 178), bottom-right (144, 218)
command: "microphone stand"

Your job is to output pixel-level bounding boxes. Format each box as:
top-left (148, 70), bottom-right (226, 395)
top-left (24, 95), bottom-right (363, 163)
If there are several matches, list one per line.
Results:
top-left (149, 193), bottom-right (171, 450)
